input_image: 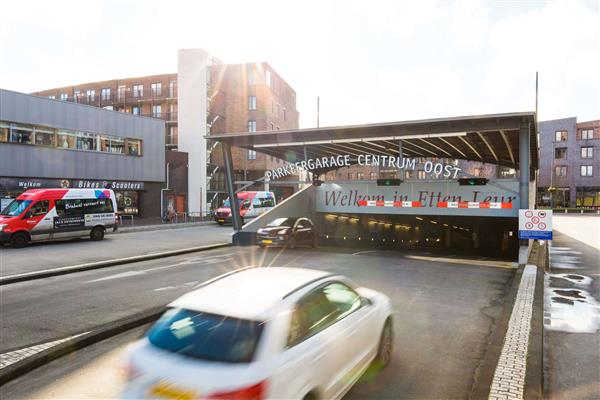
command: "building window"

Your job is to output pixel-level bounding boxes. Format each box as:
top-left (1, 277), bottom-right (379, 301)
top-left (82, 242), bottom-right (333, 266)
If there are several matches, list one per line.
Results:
top-left (581, 165), bottom-right (593, 177)
top-left (271, 122), bottom-right (275, 130)
top-left (132, 84), bottom-right (143, 98)
top-left (248, 68), bottom-right (255, 85)
top-left (348, 173), bottom-right (354, 180)
top-left (248, 150), bottom-right (256, 160)
top-left (266, 70), bottom-right (272, 87)
top-left (86, 89), bottom-right (95, 102)
top-left (132, 106), bottom-right (141, 116)
top-left (370, 172), bottom-right (377, 180)
top-left (405, 170), bottom-right (414, 179)
top-left (0, 121), bottom-right (9, 142)
top-left (554, 166), bottom-right (567, 177)
top-left (48, 95), bottom-right (55, 100)
top-left (357, 172), bottom-right (364, 180)
top-left (152, 105), bottom-right (162, 118)
top-left (580, 129), bottom-right (594, 140)
top-left (248, 96), bottom-right (257, 111)
top-left (34, 126), bottom-right (55, 146)
top-left (248, 120), bottom-right (256, 132)
top-left (118, 85), bottom-right (126, 100)
top-left (151, 82), bottom-right (162, 96)
top-left (581, 146), bottom-right (593, 159)
top-left (103, 106), bottom-right (114, 111)
top-left (60, 93), bottom-right (68, 101)
top-left (169, 80), bottom-right (176, 97)
top-left (10, 123), bottom-right (33, 144)
top-left (418, 170), bottom-right (427, 179)
top-left (555, 130), bottom-right (568, 142)
top-left (554, 147), bottom-right (567, 159)
top-left (127, 139), bottom-right (142, 156)
top-left (101, 88), bottom-right (111, 101)
top-left (168, 126), bottom-right (178, 146)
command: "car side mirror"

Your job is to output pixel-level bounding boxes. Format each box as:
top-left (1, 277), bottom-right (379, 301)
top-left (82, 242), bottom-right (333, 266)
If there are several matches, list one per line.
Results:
top-left (361, 297), bottom-right (372, 307)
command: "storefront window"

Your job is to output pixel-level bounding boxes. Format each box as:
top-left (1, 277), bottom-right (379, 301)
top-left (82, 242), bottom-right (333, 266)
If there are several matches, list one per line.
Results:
top-left (127, 139), bottom-right (142, 156)
top-left (57, 129), bottom-right (77, 149)
top-left (0, 121), bottom-right (9, 142)
top-left (110, 136), bottom-right (125, 153)
top-left (76, 132), bottom-right (97, 151)
top-left (115, 191), bottom-right (139, 215)
top-left (34, 127), bottom-right (56, 146)
top-left (576, 188), bottom-right (600, 208)
top-left (10, 123), bottom-right (33, 144)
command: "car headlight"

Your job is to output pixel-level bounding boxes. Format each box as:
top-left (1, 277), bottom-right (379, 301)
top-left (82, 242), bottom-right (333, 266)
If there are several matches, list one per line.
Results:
top-left (0, 224), bottom-right (6, 232)
top-left (277, 229), bottom-right (289, 235)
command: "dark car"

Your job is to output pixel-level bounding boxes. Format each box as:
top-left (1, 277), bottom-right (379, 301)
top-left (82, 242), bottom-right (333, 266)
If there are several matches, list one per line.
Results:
top-left (256, 217), bottom-right (318, 248)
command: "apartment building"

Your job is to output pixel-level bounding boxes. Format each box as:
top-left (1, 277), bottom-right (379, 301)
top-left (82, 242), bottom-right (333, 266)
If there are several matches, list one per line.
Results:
top-left (538, 117), bottom-right (600, 208)
top-left (33, 48), bottom-right (300, 214)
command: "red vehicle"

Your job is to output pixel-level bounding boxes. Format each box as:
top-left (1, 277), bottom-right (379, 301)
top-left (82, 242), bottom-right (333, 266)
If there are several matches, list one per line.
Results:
top-left (214, 191), bottom-right (276, 225)
top-left (0, 188), bottom-right (118, 248)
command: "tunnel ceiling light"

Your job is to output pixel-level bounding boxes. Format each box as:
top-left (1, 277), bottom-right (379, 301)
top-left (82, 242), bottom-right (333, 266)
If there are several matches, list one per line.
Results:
top-left (415, 217), bottom-right (423, 221)
top-left (430, 220), bottom-right (438, 224)
top-left (443, 223), bottom-right (449, 227)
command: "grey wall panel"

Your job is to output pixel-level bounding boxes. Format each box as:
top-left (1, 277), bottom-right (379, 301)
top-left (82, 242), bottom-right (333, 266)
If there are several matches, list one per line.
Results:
top-left (0, 89), bottom-right (165, 182)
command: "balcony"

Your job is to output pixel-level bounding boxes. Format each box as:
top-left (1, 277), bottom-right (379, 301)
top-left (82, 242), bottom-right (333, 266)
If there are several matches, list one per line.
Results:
top-left (47, 86), bottom-right (178, 107)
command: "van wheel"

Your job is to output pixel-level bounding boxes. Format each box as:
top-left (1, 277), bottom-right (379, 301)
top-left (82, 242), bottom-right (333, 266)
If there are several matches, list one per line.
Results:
top-left (90, 227), bottom-right (105, 241)
top-left (10, 232), bottom-right (29, 248)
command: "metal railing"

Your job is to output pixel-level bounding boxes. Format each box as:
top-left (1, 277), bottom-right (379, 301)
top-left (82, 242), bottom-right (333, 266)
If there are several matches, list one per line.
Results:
top-left (118, 215), bottom-right (134, 226)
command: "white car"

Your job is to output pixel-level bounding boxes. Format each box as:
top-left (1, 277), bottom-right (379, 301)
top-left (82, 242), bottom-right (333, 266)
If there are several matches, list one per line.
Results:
top-left (122, 267), bottom-right (394, 400)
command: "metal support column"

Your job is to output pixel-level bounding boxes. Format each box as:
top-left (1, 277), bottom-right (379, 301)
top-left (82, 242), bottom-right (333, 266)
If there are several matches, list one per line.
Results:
top-left (519, 122), bottom-right (530, 209)
top-left (518, 122), bottom-right (531, 259)
top-left (222, 142), bottom-right (243, 232)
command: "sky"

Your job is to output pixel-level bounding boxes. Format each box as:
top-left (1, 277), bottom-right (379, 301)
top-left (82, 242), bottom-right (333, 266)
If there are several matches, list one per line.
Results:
top-left (1, 0), bottom-right (598, 128)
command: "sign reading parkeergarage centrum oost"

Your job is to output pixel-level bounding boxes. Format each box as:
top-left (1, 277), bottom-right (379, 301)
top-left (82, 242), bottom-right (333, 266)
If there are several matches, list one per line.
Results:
top-left (265, 155), bottom-right (462, 180)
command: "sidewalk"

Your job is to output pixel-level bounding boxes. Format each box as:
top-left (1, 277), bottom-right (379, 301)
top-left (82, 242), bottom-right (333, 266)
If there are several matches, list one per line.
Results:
top-left (543, 216), bottom-right (600, 399)
top-left (0, 224), bottom-right (232, 277)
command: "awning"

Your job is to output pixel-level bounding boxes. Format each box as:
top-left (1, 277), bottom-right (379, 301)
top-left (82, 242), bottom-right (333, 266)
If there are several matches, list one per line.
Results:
top-left (207, 112), bottom-right (538, 170)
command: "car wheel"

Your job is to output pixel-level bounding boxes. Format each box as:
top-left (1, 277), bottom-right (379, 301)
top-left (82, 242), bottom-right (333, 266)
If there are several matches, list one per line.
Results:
top-left (287, 236), bottom-right (296, 249)
top-left (10, 232), bottom-right (29, 248)
top-left (90, 227), bottom-right (105, 241)
top-left (376, 319), bottom-right (393, 368)
top-left (311, 235), bottom-right (319, 248)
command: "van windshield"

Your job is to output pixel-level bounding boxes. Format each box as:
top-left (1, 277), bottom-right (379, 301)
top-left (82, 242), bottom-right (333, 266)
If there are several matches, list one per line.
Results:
top-left (1, 200), bottom-right (32, 217)
top-left (223, 198), bottom-right (242, 208)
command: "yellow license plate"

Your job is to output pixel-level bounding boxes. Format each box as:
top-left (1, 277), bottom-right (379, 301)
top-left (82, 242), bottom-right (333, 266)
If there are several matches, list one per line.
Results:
top-left (217, 219), bottom-right (225, 223)
top-left (148, 381), bottom-right (197, 400)
top-left (262, 239), bottom-right (273, 244)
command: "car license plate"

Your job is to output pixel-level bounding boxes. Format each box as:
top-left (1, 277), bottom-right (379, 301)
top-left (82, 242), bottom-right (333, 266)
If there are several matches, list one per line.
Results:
top-left (148, 381), bottom-right (197, 400)
top-left (217, 219), bottom-right (225, 223)
top-left (262, 239), bottom-right (273, 244)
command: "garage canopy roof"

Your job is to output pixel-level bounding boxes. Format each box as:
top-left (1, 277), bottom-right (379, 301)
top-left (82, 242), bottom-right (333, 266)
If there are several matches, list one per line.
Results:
top-left (207, 112), bottom-right (538, 170)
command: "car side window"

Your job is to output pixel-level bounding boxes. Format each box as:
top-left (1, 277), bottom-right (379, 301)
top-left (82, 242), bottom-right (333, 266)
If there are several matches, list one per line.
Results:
top-left (286, 287), bottom-right (340, 348)
top-left (29, 200), bottom-right (49, 217)
top-left (322, 282), bottom-right (362, 320)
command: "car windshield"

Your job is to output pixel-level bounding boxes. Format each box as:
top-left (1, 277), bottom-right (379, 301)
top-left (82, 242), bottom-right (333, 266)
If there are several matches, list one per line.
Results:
top-left (0, 199), bottom-right (31, 216)
top-left (222, 198), bottom-right (242, 208)
top-left (147, 308), bottom-right (264, 363)
top-left (267, 217), bottom-right (298, 227)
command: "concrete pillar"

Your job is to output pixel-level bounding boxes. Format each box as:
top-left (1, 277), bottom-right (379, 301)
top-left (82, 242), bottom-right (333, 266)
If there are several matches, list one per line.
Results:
top-left (222, 142), bottom-right (243, 232)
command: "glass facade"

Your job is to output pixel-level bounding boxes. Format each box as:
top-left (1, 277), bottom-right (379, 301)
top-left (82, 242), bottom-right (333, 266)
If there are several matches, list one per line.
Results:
top-left (1, 120), bottom-right (142, 156)
top-left (576, 188), bottom-right (600, 208)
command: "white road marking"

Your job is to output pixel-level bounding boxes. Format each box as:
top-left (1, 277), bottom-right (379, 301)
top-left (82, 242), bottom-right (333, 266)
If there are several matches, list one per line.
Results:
top-left (0, 332), bottom-right (90, 370)
top-left (405, 255), bottom-right (517, 269)
top-left (351, 250), bottom-right (378, 256)
top-left (87, 255), bottom-right (233, 283)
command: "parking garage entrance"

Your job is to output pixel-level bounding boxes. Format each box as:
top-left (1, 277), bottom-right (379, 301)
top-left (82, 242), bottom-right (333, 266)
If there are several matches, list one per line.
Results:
top-left (207, 112), bottom-right (538, 260)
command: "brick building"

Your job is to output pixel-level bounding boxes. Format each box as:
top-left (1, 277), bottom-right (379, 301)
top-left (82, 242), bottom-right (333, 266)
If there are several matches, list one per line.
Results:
top-left (33, 49), bottom-right (300, 214)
